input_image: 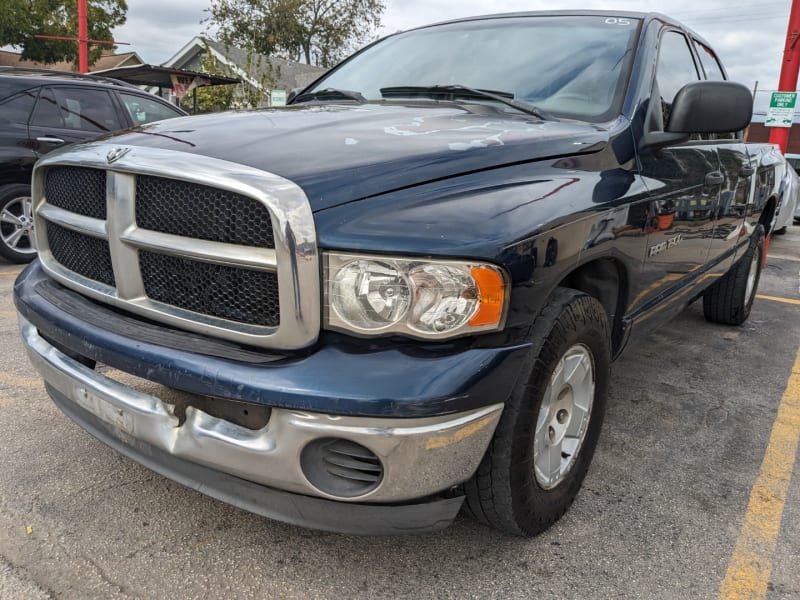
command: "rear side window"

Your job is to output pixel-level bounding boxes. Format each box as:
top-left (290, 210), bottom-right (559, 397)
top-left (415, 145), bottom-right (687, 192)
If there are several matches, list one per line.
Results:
top-left (119, 93), bottom-right (183, 125)
top-left (0, 90), bottom-right (38, 125)
top-left (694, 42), bottom-right (726, 81)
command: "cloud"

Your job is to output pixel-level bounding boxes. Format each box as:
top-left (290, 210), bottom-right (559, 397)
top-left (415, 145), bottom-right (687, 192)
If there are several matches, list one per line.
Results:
top-left (113, 0), bottom-right (210, 64)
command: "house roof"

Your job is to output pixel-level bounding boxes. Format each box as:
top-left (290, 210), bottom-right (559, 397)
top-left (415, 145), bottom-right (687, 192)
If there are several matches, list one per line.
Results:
top-left (90, 63), bottom-right (240, 89)
top-left (0, 49), bottom-right (143, 73)
top-left (161, 37), bottom-right (326, 91)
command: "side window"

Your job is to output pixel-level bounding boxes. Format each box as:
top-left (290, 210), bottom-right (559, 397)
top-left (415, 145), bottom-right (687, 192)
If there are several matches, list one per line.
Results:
top-left (50, 87), bottom-right (122, 132)
top-left (0, 90), bottom-right (38, 125)
top-left (655, 31), bottom-right (701, 128)
top-left (30, 87), bottom-right (64, 128)
top-left (694, 42), bottom-right (726, 81)
top-left (119, 93), bottom-right (183, 125)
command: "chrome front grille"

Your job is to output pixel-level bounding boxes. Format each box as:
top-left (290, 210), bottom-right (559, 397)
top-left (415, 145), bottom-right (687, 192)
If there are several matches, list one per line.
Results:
top-left (139, 251), bottom-right (280, 327)
top-left (46, 222), bottom-right (115, 286)
top-left (44, 166), bottom-right (107, 219)
top-left (33, 144), bottom-right (320, 349)
top-left (135, 176), bottom-right (275, 248)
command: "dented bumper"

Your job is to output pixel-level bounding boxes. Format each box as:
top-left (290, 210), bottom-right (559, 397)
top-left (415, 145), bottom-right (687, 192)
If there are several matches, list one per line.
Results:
top-left (21, 314), bottom-right (502, 504)
top-left (14, 263), bottom-right (529, 533)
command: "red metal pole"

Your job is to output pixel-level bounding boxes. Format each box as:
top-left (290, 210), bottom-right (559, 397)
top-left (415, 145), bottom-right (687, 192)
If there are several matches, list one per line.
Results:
top-left (769, 0), bottom-right (800, 154)
top-left (77, 0), bottom-right (88, 73)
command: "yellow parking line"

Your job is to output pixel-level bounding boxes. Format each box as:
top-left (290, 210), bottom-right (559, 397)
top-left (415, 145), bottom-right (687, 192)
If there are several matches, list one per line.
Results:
top-left (0, 270), bottom-right (22, 277)
top-left (756, 294), bottom-right (800, 306)
top-left (719, 347), bottom-right (800, 599)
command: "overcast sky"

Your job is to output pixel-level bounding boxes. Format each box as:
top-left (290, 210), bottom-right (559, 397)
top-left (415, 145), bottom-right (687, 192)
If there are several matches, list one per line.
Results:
top-left (115, 0), bottom-right (790, 110)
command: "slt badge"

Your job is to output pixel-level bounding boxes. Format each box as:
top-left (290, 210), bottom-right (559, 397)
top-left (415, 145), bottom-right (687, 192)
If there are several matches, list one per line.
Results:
top-left (106, 147), bottom-right (131, 164)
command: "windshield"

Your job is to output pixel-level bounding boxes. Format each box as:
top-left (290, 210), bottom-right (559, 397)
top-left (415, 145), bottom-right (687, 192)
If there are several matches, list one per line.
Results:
top-left (305, 16), bottom-right (641, 122)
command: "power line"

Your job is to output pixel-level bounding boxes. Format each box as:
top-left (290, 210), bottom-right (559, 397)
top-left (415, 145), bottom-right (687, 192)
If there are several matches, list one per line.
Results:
top-left (674, 2), bottom-right (787, 16)
top-left (684, 14), bottom-right (787, 24)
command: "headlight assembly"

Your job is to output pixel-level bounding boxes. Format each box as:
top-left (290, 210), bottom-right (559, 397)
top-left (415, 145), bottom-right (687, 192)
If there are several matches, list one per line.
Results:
top-left (325, 252), bottom-right (509, 339)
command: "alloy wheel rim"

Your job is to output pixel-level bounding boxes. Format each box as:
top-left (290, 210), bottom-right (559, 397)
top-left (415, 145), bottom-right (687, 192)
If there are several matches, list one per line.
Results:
top-left (533, 343), bottom-right (595, 490)
top-left (0, 196), bottom-right (36, 255)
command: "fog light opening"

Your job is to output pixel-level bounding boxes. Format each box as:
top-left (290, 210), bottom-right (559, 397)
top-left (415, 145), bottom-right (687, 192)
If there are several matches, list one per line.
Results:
top-left (300, 438), bottom-right (384, 498)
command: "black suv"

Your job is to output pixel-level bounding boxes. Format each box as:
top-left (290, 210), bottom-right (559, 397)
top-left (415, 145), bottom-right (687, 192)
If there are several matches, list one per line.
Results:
top-left (0, 68), bottom-right (187, 263)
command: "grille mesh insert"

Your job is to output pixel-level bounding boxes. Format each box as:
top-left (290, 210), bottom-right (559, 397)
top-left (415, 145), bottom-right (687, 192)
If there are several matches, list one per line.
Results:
top-left (136, 176), bottom-right (275, 248)
top-left (139, 251), bottom-right (279, 327)
top-left (45, 167), bottom-right (106, 219)
top-left (46, 222), bottom-right (115, 286)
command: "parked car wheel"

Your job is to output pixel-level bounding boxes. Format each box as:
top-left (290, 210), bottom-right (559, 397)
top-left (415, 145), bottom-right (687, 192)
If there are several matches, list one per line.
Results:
top-left (702, 225), bottom-right (764, 325)
top-left (463, 287), bottom-right (610, 536)
top-left (0, 184), bottom-right (37, 263)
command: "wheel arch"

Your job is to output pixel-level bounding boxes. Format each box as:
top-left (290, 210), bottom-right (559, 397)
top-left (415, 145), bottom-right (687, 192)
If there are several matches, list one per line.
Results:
top-left (556, 256), bottom-right (629, 356)
top-left (759, 195), bottom-right (778, 236)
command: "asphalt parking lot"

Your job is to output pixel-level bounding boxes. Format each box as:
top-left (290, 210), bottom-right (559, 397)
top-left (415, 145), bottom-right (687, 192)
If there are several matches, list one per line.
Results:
top-left (1, 232), bottom-right (798, 600)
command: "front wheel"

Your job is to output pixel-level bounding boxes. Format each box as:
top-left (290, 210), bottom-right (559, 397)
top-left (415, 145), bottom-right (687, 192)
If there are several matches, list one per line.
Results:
top-left (702, 225), bottom-right (764, 326)
top-left (0, 184), bottom-right (37, 263)
top-left (464, 288), bottom-right (610, 536)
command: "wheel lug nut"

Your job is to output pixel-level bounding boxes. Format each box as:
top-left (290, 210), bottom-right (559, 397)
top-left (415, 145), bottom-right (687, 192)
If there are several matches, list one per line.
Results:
top-left (548, 426), bottom-right (556, 441)
top-left (557, 409), bottom-right (568, 424)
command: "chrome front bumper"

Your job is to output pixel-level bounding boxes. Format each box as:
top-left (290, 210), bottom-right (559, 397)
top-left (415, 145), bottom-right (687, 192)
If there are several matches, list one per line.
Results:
top-left (20, 316), bottom-right (503, 504)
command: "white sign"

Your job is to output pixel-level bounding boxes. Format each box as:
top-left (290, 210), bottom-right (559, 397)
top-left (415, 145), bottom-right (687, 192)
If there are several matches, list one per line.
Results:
top-left (765, 91), bottom-right (797, 128)
top-left (270, 90), bottom-right (287, 107)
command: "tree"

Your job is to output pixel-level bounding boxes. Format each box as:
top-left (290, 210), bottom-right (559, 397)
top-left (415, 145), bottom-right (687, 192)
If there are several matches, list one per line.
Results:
top-left (0, 0), bottom-right (127, 65)
top-left (208, 0), bottom-right (385, 68)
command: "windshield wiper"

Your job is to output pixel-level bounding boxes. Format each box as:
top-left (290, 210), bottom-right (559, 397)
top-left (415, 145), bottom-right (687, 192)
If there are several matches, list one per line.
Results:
top-left (292, 88), bottom-right (367, 104)
top-left (380, 85), bottom-right (556, 120)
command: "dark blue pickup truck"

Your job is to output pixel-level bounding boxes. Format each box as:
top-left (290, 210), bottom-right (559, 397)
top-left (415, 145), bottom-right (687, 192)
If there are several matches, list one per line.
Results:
top-left (14, 11), bottom-right (784, 536)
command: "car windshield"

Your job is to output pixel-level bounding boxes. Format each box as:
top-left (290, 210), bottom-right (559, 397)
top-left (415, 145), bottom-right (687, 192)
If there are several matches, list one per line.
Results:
top-left (305, 15), bottom-right (642, 122)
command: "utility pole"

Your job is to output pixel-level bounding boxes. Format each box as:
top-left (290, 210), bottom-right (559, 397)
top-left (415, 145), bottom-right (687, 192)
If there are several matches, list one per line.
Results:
top-left (769, 0), bottom-right (800, 154)
top-left (743, 81), bottom-right (758, 142)
top-left (34, 0), bottom-right (127, 74)
top-left (77, 0), bottom-right (88, 73)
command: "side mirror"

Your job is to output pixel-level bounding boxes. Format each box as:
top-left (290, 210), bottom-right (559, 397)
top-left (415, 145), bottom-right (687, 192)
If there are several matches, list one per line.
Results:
top-left (667, 81), bottom-right (753, 134)
top-left (286, 88), bottom-right (303, 104)
top-left (642, 81), bottom-right (753, 149)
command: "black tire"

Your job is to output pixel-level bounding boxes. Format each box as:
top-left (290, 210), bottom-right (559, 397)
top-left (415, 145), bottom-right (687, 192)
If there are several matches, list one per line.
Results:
top-left (774, 226), bottom-right (787, 235)
top-left (463, 287), bottom-right (610, 536)
top-left (0, 184), bottom-right (37, 263)
top-left (702, 225), bottom-right (764, 326)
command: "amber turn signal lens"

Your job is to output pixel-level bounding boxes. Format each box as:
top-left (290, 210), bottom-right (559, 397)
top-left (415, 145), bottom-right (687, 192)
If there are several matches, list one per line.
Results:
top-left (469, 267), bottom-right (506, 327)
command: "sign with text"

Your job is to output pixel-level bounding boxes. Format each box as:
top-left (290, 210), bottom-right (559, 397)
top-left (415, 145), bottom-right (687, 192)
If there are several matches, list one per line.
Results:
top-left (270, 90), bottom-right (287, 107)
top-left (765, 92), bottom-right (797, 128)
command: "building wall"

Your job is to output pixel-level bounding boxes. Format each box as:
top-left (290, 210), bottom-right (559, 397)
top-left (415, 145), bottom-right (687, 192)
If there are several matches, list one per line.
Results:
top-left (747, 123), bottom-right (800, 154)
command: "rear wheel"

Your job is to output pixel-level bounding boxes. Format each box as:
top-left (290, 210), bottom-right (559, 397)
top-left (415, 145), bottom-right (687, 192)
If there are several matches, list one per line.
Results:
top-left (0, 184), bottom-right (36, 263)
top-left (702, 226), bottom-right (764, 325)
top-left (464, 288), bottom-right (610, 536)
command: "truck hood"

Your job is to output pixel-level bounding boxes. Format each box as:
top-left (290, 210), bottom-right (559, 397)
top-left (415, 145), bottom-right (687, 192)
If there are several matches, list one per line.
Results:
top-left (107, 104), bottom-right (610, 211)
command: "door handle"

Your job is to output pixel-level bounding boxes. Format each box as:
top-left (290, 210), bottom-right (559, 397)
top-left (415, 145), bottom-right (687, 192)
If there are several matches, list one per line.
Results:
top-left (739, 165), bottom-right (755, 177)
top-left (36, 136), bottom-right (65, 144)
top-left (705, 171), bottom-right (724, 186)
